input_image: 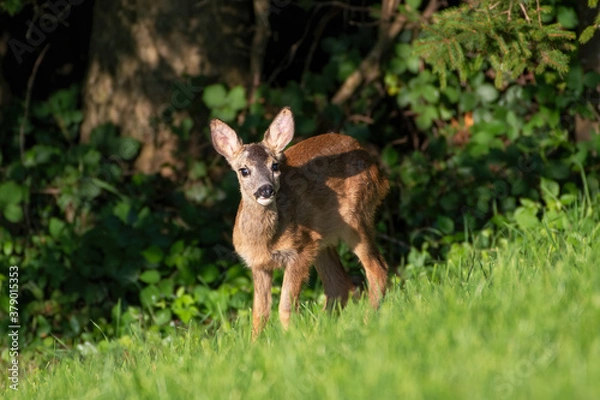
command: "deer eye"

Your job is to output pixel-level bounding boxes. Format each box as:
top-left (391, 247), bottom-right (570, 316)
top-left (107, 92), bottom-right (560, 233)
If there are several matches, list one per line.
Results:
top-left (239, 168), bottom-right (250, 177)
top-left (271, 163), bottom-right (279, 172)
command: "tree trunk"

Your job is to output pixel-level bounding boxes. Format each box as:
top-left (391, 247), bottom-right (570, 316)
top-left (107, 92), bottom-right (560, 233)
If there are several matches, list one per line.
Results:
top-left (80, 0), bottom-right (252, 175)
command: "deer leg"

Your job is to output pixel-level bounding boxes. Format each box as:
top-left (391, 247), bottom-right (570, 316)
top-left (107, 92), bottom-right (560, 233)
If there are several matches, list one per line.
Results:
top-left (314, 247), bottom-right (355, 310)
top-left (348, 228), bottom-right (388, 308)
top-left (252, 268), bottom-right (273, 338)
top-left (278, 258), bottom-right (312, 330)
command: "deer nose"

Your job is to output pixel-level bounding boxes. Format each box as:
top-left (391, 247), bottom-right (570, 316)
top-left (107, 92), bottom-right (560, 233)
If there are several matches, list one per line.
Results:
top-left (255, 184), bottom-right (275, 199)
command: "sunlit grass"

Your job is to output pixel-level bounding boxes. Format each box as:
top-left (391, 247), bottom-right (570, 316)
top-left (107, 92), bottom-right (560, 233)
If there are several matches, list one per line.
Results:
top-left (5, 203), bottom-right (600, 399)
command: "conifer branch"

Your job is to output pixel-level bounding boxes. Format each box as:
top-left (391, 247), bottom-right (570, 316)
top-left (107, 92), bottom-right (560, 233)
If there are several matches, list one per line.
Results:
top-left (414, 1), bottom-right (578, 88)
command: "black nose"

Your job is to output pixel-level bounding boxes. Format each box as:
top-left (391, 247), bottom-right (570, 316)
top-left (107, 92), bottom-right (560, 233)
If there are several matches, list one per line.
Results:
top-left (255, 184), bottom-right (275, 198)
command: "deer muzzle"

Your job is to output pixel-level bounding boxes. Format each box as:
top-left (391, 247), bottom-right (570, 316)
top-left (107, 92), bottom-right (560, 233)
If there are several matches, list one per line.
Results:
top-left (255, 184), bottom-right (276, 206)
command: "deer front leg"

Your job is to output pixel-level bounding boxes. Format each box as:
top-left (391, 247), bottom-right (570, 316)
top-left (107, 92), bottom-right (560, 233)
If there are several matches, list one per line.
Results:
top-left (279, 261), bottom-right (312, 330)
top-left (252, 268), bottom-right (273, 338)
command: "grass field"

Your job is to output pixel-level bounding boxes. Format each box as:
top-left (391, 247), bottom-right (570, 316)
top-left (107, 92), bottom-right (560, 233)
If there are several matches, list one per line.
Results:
top-left (5, 202), bottom-right (600, 399)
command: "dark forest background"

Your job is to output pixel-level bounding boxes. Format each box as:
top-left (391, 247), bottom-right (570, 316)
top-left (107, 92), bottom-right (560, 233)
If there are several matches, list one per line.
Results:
top-left (1, 0), bottom-right (600, 350)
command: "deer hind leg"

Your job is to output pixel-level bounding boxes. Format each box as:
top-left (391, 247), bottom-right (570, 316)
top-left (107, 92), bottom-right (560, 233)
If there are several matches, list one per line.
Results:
top-left (314, 247), bottom-right (355, 310)
top-left (345, 225), bottom-right (389, 308)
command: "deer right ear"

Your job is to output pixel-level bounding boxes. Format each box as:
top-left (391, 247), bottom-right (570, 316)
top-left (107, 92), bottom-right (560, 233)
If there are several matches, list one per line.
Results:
top-left (210, 119), bottom-right (243, 164)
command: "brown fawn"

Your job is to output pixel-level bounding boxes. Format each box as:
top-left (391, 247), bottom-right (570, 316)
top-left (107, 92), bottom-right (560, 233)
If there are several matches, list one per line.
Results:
top-left (210, 107), bottom-right (389, 336)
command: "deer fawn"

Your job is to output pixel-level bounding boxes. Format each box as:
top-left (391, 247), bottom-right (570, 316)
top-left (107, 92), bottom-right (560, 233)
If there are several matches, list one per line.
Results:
top-left (210, 107), bottom-right (389, 336)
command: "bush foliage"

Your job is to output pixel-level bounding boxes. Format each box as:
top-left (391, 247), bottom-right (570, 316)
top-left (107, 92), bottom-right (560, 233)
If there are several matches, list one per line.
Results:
top-left (1, 0), bottom-right (600, 352)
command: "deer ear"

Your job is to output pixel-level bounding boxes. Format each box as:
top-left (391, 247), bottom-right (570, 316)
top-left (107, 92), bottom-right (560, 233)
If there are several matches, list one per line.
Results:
top-left (263, 107), bottom-right (294, 154)
top-left (210, 119), bottom-right (243, 164)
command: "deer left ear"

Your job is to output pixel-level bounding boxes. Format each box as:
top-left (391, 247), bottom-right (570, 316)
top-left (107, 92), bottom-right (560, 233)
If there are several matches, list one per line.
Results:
top-left (263, 107), bottom-right (294, 154)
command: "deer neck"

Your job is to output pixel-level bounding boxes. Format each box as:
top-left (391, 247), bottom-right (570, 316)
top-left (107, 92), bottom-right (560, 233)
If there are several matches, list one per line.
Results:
top-left (238, 198), bottom-right (278, 239)
top-left (233, 195), bottom-right (280, 267)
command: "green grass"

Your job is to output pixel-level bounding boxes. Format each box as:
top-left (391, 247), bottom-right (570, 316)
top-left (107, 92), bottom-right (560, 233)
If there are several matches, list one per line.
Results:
top-left (5, 204), bottom-right (600, 399)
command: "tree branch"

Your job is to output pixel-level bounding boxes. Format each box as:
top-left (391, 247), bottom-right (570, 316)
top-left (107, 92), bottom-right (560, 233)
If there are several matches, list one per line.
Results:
top-left (19, 44), bottom-right (50, 232)
top-left (301, 9), bottom-right (340, 87)
top-left (20, 44), bottom-right (50, 163)
top-left (331, 0), bottom-right (440, 106)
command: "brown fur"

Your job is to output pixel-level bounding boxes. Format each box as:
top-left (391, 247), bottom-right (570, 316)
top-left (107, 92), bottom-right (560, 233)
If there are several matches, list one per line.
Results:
top-left (210, 107), bottom-right (389, 337)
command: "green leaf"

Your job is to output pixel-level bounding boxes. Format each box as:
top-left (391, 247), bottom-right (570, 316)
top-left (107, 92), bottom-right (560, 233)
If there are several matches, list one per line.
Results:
top-left (557, 6), bottom-right (578, 29)
top-left (381, 146), bottom-right (399, 167)
top-left (540, 178), bottom-right (560, 199)
top-left (421, 85), bottom-right (440, 103)
top-left (49, 217), bottom-right (66, 239)
top-left (442, 86), bottom-right (460, 103)
top-left (583, 72), bottom-right (600, 88)
top-left (154, 309), bottom-right (172, 326)
top-left (406, 0), bottom-right (422, 11)
top-left (338, 59), bottom-right (358, 81)
top-left (170, 240), bottom-right (185, 255)
top-left (139, 270), bottom-right (161, 284)
top-left (141, 245), bottom-right (164, 264)
top-left (140, 285), bottom-right (161, 308)
top-left (395, 43), bottom-right (413, 57)
top-left (189, 161), bottom-right (208, 179)
top-left (91, 178), bottom-right (122, 198)
top-left (3, 240), bottom-right (13, 256)
top-left (0, 181), bottom-right (23, 206)
top-left (476, 84), bottom-right (498, 103)
top-left (406, 56), bottom-right (421, 74)
top-left (23, 145), bottom-right (60, 167)
top-left (414, 105), bottom-right (438, 130)
top-left (459, 92), bottom-right (478, 111)
top-left (540, 178), bottom-right (560, 208)
top-left (4, 204), bottom-right (23, 223)
top-left (113, 201), bottom-right (133, 224)
top-left (514, 206), bottom-right (539, 230)
top-left (158, 278), bottom-right (174, 297)
top-left (396, 91), bottom-right (411, 108)
top-left (472, 121), bottom-right (506, 140)
top-left (69, 315), bottom-right (81, 335)
top-left (211, 107), bottom-right (237, 123)
top-left (467, 143), bottom-right (491, 158)
top-left (226, 86), bottom-right (247, 111)
top-left (82, 149), bottom-right (101, 167)
top-left (505, 110), bottom-right (520, 140)
top-left (566, 64), bottom-right (583, 93)
top-left (0, 0), bottom-right (22, 15)
top-left (198, 265), bottom-right (220, 284)
top-left (559, 193), bottom-right (577, 206)
top-left (202, 84), bottom-right (228, 109)
top-left (118, 138), bottom-right (141, 161)
top-left (181, 118), bottom-right (194, 138)
top-left (296, 117), bottom-right (317, 136)
top-left (436, 216), bottom-right (455, 235)
top-left (172, 293), bottom-right (199, 323)
top-left (80, 179), bottom-right (102, 200)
